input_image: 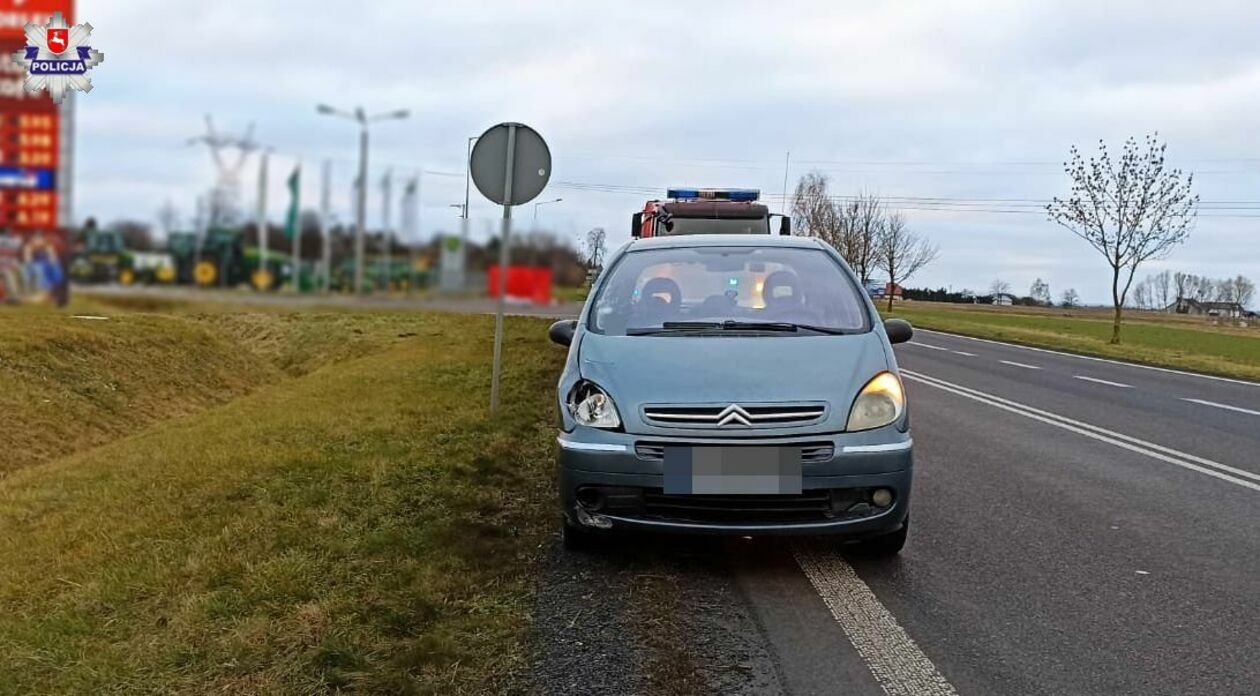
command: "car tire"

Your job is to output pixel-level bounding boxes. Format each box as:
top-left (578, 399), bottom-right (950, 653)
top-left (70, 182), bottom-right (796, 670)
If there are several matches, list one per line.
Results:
top-left (562, 518), bottom-right (601, 552)
top-left (852, 517), bottom-right (908, 557)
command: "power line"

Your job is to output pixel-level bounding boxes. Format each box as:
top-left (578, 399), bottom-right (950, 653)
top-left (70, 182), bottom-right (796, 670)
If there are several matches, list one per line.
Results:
top-left (550, 180), bottom-right (1260, 218)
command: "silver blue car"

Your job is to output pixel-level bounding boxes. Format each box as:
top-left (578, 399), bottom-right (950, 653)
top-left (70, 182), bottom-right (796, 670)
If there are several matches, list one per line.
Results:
top-left (548, 234), bottom-right (915, 555)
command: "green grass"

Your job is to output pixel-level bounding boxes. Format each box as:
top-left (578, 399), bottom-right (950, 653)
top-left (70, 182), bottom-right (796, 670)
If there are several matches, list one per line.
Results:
top-left (885, 302), bottom-right (1260, 382)
top-left (0, 300), bottom-right (565, 693)
top-left (551, 285), bottom-right (588, 304)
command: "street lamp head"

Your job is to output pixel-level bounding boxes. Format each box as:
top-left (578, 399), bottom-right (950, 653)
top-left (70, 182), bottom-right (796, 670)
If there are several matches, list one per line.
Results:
top-left (316, 104), bottom-right (336, 115)
top-left (388, 109), bottom-right (410, 120)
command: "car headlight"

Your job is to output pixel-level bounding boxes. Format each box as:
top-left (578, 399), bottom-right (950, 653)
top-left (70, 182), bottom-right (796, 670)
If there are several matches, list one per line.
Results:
top-left (567, 380), bottom-right (622, 429)
top-left (846, 372), bottom-right (905, 431)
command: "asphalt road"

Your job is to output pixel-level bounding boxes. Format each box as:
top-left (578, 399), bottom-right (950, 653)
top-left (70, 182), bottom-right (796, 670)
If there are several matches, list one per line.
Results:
top-left (838, 331), bottom-right (1260, 695)
top-left (539, 328), bottom-right (1260, 695)
top-left (82, 287), bottom-right (1258, 693)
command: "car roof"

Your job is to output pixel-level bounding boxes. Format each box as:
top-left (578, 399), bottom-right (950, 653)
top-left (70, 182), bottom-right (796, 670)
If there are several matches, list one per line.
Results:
top-left (627, 234), bottom-right (824, 251)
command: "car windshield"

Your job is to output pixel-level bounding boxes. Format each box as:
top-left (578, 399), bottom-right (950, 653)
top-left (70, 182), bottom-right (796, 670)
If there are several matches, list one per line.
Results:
top-left (589, 245), bottom-right (870, 336)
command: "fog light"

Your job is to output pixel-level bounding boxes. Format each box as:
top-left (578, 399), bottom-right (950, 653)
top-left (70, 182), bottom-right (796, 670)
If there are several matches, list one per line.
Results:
top-left (871, 488), bottom-right (893, 508)
top-left (576, 487), bottom-right (605, 511)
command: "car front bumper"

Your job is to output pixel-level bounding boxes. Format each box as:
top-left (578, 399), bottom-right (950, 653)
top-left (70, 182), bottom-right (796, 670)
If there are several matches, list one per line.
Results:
top-left (557, 429), bottom-right (912, 536)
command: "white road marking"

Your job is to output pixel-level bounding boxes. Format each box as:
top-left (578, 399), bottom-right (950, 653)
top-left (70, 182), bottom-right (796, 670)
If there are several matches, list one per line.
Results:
top-left (999, 360), bottom-right (1041, 370)
top-left (795, 545), bottom-right (958, 696)
top-left (911, 342), bottom-right (949, 351)
top-left (902, 369), bottom-right (1260, 491)
top-left (951, 350), bottom-right (977, 357)
top-left (1073, 375), bottom-right (1133, 388)
top-left (916, 328), bottom-right (1260, 388)
top-left (1181, 398), bottom-right (1260, 416)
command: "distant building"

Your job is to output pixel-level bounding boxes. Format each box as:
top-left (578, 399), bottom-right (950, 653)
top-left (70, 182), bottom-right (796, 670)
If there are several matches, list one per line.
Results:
top-left (991, 292), bottom-right (1016, 306)
top-left (865, 280), bottom-right (904, 301)
top-left (1166, 298), bottom-right (1249, 318)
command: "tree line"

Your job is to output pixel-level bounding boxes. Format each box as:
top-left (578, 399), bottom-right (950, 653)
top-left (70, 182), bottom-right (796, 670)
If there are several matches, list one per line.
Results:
top-left (1131, 270), bottom-right (1255, 310)
top-left (791, 172), bottom-right (939, 311)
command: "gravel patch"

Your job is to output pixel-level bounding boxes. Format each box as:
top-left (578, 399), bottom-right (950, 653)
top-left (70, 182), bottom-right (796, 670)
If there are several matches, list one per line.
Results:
top-left (526, 533), bottom-right (784, 695)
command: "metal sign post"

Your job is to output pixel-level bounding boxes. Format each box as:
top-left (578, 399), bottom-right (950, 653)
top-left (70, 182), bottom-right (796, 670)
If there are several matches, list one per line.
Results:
top-left (489, 125), bottom-right (517, 413)
top-left (469, 122), bottom-right (552, 414)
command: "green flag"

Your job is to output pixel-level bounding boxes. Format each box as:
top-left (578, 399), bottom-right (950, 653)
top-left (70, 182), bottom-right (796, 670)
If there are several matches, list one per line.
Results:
top-left (284, 165), bottom-right (300, 240)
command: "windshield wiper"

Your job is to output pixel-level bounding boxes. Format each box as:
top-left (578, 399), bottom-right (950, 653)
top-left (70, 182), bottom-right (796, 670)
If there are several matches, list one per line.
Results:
top-left (715, 320), bottom-right (852, 335)
top-left (626, 320), bottom-right (850, 335)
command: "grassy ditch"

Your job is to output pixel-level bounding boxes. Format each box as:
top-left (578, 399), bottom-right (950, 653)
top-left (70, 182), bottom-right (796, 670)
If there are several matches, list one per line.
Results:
top-left (0, 301), bottom-right (564, 693)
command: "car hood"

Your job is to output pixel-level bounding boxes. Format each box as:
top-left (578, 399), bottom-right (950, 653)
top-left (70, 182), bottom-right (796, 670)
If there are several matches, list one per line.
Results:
top-left (576, 331), bottom-right (892, 435)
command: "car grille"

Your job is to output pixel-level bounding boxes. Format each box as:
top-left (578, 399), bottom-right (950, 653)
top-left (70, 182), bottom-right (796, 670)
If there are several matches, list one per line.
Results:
top-left (641, 402), bottom-right (827, 429)
top-left (641, 489), bottom-right (833, 524)
top-left (634, 442), bottom-right (835, 464)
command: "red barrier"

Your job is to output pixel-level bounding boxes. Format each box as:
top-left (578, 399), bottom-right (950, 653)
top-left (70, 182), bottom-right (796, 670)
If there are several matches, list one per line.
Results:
top-left (487, 265), bottom-right (552, 304)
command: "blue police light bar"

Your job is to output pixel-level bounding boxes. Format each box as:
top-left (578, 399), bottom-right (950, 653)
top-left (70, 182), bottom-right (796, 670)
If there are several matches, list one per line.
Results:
top-left (667, 188), bottom-right (760, 202)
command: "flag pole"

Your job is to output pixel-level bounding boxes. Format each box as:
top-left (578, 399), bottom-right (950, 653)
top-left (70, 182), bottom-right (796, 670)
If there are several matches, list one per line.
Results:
top-left (290, 160), bottom-right (301, 291)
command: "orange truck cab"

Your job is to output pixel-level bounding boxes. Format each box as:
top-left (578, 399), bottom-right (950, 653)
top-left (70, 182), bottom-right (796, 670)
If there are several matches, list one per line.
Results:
top-left (632, 188), bottom-right (792, 239)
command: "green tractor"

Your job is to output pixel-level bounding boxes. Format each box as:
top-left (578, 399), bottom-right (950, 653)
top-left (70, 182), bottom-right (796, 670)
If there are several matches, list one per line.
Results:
top-left (169, 228), bottom-right (306, 291)
top-left (70, 228), bottom-right (175, 285)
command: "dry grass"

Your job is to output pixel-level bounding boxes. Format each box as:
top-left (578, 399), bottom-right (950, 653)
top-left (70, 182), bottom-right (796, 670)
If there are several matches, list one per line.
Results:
top-left (0, 299), bottom-right (565, 693)
top-left (885, 301), bottom-right (1260, 381)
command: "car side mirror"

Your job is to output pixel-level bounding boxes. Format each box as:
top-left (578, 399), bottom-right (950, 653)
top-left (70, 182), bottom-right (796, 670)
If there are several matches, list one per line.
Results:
top-left (779, 216), bottom-right (791, 236)
top-left (883, 318), bottom-right (913, 344)
top-left (631, 213), bottom-right (643, 238)
top-left (549, 319), bottom-right (577, 347)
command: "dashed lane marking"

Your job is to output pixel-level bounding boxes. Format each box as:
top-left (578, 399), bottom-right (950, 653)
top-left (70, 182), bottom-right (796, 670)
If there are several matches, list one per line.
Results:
top-left (999, 360), bottom-right (1041, 370)
top-left (1073, 375), bottom-right (1133, 388)
top-left (903, 369), bottom-right (1260, 491)
top-left (1181, 398), bottom-right (1260, 416)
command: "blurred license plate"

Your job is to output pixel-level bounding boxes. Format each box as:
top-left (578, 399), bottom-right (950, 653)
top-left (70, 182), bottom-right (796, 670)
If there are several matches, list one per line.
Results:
top-left (662, 446), bottom-right (802, 495)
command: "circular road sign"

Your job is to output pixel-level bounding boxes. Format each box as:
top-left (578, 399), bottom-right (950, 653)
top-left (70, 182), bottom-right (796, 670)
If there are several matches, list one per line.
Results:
top-left (469, 122), bottom-right (551, 207)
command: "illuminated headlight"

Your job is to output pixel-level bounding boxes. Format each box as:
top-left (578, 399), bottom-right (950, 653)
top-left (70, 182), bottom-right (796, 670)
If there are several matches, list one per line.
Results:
top-left (846, 372), bottom-right (905, 431)
top-left (567, 380), bottom-right (622, 429)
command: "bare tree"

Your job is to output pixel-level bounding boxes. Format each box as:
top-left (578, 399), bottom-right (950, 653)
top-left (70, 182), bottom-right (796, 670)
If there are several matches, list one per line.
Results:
top-left (1151, 270), bottom-right (1171, 310)
top-left (844, 192), bottom-right (884, 285)
top-left (1133, 278), bottom-right (1151, 309)
top-left (108, 219), bottom-right (155, 251)
top-left (990, 279), bottom-right (1011, 298)
top-left (583, 227), bottom-right (607, 271)
top-left (1235, 275), bottom-right (1255, 309)
top-left (1061, 288), bottom-right (1080, 308)
top-left (1173, 271), bottom-right (1193, 304)
top-left (1193, 276), bottom-right (1215, 303)
top-left (877, 213), bottom-right (938, 312)
top-left (1048, 133), bottom-right (1198, 343)
top-left (791, 172), bottom-right (842, 246)
top-left (1030, 278), bottom-right (1051, 306)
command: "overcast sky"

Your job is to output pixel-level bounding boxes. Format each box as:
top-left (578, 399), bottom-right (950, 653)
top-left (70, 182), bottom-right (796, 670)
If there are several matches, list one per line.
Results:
top-left (76, 0), bottom-right (1260, 304)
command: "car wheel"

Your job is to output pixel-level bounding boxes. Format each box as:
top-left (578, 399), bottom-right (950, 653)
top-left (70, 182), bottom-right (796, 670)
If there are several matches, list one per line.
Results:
top-left (852, 518), bottom-right (908, 558)
top-left (562, 517), bottom-right (601, 552)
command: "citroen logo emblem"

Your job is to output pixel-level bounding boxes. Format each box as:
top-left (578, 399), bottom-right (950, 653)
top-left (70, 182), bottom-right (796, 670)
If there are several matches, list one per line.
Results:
top-left (716, 404), bottom-right (753, 427)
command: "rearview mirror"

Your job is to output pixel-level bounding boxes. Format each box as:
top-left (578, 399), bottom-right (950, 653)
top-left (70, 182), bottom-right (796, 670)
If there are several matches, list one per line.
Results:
top-left (549, 319), bottom-right (577, 347)
top-left (883, 318), bottom-right (913, 344)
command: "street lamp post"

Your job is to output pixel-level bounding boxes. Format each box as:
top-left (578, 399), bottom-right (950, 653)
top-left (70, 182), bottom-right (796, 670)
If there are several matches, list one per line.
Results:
top-left (532, 197), bottom-right (563, 227)
top-left (462, 136), bottom-right (476, 220)
top-left (316, 103), bottom-right (409, 294)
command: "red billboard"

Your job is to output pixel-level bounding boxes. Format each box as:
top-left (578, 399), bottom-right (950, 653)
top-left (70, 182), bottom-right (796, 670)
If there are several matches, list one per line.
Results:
top-left (487, 265), bottom-right (553, 305)
top-left (0, 0), bottom-right (71, 232)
